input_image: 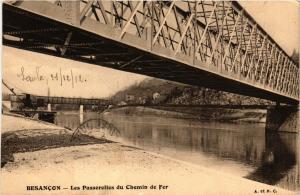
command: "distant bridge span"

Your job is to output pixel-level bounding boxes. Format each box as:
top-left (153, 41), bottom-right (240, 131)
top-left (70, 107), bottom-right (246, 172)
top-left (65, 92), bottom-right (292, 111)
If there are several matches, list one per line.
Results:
top-left (3, 1), bottom-right (299, 105)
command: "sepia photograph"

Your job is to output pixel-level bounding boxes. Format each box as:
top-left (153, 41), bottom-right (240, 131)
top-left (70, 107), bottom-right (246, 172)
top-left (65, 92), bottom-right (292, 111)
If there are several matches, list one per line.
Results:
top-left (1, 0), bottom-right (299, 194)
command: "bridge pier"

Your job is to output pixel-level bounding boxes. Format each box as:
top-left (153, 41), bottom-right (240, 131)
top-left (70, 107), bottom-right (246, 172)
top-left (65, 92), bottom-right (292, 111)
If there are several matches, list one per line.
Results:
top-left (79, 105), bottom-right (84, 124)
top-left (79, 105), bottom-right (84, 114)
top-left (47, 103), bottom-right (51, 111)
top-left (266, 106), bottom-right (299, 133)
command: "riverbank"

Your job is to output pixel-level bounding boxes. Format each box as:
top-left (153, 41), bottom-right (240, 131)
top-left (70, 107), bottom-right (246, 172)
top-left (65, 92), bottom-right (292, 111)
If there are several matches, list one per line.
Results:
top-left (107, 106), bottom-right (267, 123)
top-left (1, 114), bottom-right (294, 195)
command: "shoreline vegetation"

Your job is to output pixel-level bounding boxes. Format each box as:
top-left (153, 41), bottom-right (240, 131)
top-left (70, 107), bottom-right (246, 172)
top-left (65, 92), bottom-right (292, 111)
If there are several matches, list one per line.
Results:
top-left (106, 106), bottom-right (267, 123)
top-left (110, 78), bottom-right (273, 106)
top-left (1, 114), bottom-right (294, 195)
top-left (105, 77), bottom-right (271, 123)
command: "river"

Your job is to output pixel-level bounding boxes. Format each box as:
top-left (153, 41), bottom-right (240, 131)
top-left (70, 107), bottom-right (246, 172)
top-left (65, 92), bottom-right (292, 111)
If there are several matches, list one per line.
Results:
top-left (54, 111), bottom-right (300, 192)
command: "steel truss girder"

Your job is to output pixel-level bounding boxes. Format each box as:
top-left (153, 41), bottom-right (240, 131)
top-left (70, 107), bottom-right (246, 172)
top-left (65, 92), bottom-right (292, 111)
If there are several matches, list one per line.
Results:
top-left (3, 0), bottom-right (299, 103)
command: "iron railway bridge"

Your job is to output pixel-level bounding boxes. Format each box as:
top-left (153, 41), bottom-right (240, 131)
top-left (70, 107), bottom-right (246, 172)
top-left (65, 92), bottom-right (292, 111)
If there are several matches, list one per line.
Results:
top-left (3, 1), bottom-right (299, 104)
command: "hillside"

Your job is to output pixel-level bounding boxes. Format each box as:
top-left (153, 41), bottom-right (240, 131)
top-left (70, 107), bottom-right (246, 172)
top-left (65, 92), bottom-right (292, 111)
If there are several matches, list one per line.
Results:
top-left (110, 78), bottom-right (272, 106)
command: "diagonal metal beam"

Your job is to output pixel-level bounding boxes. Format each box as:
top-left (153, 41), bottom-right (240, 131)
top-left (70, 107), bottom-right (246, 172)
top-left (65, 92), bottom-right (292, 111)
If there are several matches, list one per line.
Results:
top-left (257, 41), bottom-right (271, 83)
top-left (291, 68), bottom-right (299, 96)
top-left (195, 2), bottom-right (218, 56)
top-left (80, 0), bottom-right (94, 22)
top-left (283, 62), bottom-right (292, 93)
top-left (240, 24), bottom-right (256, 74)
top-left (119, 1), bottom-right (142, 39)
top-left (159, 3), bottom-right (177, 50)
top-left (61, 31), bottom-right (72, 56)
top-left (153, 5), bottom-right (169, 48)
top-left (252, 35), bottom-right (266, 79)
top-left (97, 0), bottom-right (110, 24)
top-left (280, 59), bottom-right (290, 92)
top-left (221, 10), bottom-right (242, 70)
top-left (152, 1), bottom-right (175, 45)
top-left (268, 50), bottom-right (286, 87)
top-left (120, 55), bottom-right (144, 68)
top-left (173, 13), bottom-right (194, 56)
top-left (263, 44), bottom-right (275, 85)
top-left (128, 1), bottom-right (142, 37)
top-left (230, 18), bottom-right (248, 72)
top-left (292, 69), bottom-right (299, 96)
top-left (208, 5), bottom-right (232, 66)
top-left (245, 32), bottom-right (264, 78)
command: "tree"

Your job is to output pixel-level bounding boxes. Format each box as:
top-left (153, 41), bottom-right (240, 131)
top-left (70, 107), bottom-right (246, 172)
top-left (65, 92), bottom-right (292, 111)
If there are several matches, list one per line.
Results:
top-left (291, 49), bottom-right (299, 66)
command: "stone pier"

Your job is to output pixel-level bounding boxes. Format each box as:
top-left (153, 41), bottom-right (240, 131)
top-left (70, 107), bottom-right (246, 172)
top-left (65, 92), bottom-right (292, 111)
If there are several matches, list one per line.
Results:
top-left (266, 106), bottom-right (299, 133)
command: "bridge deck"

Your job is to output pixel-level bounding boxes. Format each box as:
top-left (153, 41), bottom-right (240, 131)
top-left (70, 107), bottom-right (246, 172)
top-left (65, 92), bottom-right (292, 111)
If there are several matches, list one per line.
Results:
top-left (3, 1), bottom-right (299, 105)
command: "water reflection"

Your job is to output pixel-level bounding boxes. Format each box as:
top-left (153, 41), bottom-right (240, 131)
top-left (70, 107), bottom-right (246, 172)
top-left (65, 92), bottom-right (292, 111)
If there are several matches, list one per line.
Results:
top-left (71, 118), bottom-right (120, 141)
top-left (55, 112), bottom-right (299, 191)
top-left (103, 115), bottom-right (266, 168)
top-left (247, 132), bottom-right (299, 191)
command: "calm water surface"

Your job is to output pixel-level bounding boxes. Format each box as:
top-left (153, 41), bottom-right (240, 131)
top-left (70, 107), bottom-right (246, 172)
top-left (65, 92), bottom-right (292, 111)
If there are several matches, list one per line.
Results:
top-left (55, 111), bottom-right (300, 191)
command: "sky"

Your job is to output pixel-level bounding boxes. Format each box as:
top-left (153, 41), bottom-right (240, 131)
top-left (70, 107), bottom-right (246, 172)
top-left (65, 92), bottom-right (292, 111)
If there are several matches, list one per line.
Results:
top-left (2, 46), bottom-right (146, 98)
top-left (2, 1), bottom-right (299, 98)
top-left (240, 0), bottom-right (299, 55)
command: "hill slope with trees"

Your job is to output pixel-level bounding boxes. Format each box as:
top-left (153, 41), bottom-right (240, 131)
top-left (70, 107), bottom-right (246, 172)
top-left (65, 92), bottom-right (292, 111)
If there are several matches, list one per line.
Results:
top-left (110, 78), bottom-right (272, 106)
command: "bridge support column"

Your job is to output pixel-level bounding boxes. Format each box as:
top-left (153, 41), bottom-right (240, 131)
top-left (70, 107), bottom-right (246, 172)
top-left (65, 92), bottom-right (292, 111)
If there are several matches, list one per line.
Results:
top-left (266, 106), bottom-right (299, 133)
top-left (79, 105), bottom-right (84, 114)
top-left (47, 103), bottom-right (51, 111)
top-left (79, 105), bottom-right (84, 124)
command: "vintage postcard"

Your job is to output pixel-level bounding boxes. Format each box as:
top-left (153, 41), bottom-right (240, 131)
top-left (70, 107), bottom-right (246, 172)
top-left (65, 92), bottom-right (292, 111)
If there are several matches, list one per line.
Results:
top-left (1, 0), bottom-right (299, 195)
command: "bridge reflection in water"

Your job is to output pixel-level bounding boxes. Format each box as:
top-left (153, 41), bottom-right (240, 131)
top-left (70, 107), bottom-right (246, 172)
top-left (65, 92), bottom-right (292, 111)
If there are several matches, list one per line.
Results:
top-left (54, 112), bottom-right (300, 191)
top-left (246, 132), bottom-right (299, 191)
